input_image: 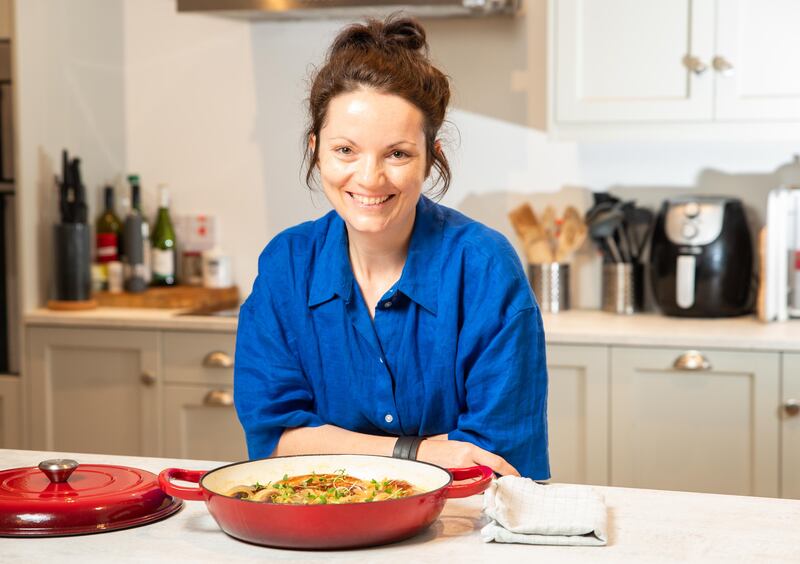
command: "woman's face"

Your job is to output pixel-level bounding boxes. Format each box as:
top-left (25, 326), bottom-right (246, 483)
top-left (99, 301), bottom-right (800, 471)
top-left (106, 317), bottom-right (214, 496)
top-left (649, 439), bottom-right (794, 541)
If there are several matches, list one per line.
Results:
top-left (317, 88), bottom-right (427, 238)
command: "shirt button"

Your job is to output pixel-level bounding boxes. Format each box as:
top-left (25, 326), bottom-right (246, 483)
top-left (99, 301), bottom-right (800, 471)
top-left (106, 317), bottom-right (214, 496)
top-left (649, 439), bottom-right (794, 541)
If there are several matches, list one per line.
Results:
top-left (384, 413), bottom-right (394, 423)
top-left (383, 301), bottom-right (392, 308)
top-left (379, 357), bottom-right (384, 364)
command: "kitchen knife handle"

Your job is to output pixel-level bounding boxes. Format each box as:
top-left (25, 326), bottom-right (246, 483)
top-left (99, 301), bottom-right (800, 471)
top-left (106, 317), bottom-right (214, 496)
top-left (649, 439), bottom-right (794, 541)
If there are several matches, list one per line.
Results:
top-left (158, 468), bottom-right (206, 501)
top-left (443, 465), bottom-right (494, 499)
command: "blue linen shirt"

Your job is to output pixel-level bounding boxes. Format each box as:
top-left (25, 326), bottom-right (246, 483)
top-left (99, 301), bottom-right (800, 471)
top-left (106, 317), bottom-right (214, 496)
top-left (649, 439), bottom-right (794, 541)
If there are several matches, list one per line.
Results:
top-left (234, 196), bottom-right (550, 479)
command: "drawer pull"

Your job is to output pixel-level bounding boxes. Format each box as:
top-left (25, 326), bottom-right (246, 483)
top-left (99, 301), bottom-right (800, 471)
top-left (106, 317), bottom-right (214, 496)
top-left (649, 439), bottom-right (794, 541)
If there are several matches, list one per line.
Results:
top-left (785, 400), bottom-right (800, 417)
top-left (203, 351), bottom-right (233, 369)
top-left (203, 389), bottom-right (234, 407)
top-left (141, 371), bottom-right (157, 386)
top-left (672, 350), bottom-right (711, 371)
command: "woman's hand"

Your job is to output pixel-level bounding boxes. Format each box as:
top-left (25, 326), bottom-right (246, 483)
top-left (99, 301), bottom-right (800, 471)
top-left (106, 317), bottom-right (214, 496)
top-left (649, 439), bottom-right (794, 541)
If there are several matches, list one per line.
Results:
top-left (416, 437), bottom-right (520, 477)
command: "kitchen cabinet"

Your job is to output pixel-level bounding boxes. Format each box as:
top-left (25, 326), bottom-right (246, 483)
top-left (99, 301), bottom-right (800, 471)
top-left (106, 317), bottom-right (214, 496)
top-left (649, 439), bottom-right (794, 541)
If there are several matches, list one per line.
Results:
top-left (0, 375), bottom-right (20, 448)
top-left (610, 346), bottom-right (780, 497)
top-left (25, 325), bottom-right (245, 461)
top-left (161, 330), bottom-right (246, 461)
top-left (27, 327), bottom-right (162, 457)
top-left (781, 352), bottom-right (800, 499)
top-left (552, 0), bottom-right (800, 125)
top-left (546, 344), bottom-right (609, 485)
top-left (715, 0), bottom-right (800, 121)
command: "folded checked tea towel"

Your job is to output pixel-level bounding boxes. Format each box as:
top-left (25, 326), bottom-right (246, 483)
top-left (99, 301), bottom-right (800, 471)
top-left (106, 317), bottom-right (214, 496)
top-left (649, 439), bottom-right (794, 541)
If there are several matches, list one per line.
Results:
top-left (481, 476), bottom-right (608, 546)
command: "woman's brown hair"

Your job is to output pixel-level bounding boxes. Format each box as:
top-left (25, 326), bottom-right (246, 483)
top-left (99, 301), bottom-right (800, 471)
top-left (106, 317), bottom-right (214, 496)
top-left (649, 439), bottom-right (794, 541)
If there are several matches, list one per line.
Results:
top-left (303, 15), bottom-right (452, 198)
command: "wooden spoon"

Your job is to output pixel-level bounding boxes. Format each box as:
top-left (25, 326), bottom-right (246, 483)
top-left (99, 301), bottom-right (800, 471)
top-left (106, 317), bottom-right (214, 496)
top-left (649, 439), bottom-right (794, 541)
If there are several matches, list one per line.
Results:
top-left (508, 203), bottom-right (554, 264)
top-left (555, 206), bottom-right (588, 263)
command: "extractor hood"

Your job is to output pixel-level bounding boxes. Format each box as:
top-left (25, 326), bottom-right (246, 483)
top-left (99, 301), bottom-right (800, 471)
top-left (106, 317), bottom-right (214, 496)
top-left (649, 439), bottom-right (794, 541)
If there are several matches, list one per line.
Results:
top-left (176, 0), bottom-right (520, 20)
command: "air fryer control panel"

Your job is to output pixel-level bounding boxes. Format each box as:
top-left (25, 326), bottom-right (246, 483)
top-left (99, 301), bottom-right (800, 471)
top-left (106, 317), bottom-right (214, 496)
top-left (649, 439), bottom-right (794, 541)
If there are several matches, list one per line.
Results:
top-left (664, 200), bottom-right (725, 246)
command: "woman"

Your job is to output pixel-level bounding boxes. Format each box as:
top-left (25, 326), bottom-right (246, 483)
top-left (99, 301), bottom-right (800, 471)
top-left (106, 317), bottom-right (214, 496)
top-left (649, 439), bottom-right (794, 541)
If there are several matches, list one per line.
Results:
top-left (234, 15), bottom-right (549, 479)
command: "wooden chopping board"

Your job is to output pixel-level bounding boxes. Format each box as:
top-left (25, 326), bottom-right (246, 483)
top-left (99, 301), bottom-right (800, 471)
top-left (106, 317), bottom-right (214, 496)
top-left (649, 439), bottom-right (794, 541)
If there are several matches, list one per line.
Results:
top-left (93, 285), bottom-right (239, 310)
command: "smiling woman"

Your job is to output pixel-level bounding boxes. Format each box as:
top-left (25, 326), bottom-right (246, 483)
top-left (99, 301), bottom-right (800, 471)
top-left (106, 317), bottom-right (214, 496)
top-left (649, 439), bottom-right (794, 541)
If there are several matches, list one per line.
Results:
top-left (233, 15), bottom-right (550, 480)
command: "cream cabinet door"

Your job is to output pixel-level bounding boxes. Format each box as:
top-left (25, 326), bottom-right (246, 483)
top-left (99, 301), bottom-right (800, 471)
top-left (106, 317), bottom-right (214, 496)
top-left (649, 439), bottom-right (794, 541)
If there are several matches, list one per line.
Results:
top-left (611, 347), bottom-right (780, 497)
top-left (553, 0), bottom-right (714, 122)
top-left (163, 384), bottom-right (247, 462)
top-left (27, 327), bottom-right (161, 456)
top-left (782, 353), bottom-right (800, 499)
top-left (715, 0), bottom-right (800, 121)
top-left (0, 375), bottom-right (20, 448)
top-left (547, 344), bottom-right (609, 485)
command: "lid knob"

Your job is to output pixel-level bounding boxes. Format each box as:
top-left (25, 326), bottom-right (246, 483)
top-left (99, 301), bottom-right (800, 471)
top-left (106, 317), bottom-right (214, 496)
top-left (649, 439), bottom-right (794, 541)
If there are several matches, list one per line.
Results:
top-left (38, 459), bottom-right (79, 483)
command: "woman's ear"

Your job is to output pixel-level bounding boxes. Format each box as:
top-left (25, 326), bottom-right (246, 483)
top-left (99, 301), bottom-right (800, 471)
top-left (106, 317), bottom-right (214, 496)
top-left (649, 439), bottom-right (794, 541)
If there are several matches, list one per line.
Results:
top-left (308, 133), bottom-right (317, 156)
top-left (434, 139), bottom-right (442, 155)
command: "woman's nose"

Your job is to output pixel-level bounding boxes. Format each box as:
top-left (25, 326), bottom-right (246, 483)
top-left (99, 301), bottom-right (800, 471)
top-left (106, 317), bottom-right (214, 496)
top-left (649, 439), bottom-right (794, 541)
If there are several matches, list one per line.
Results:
top-left (357, 155), bottom-right (384, 188)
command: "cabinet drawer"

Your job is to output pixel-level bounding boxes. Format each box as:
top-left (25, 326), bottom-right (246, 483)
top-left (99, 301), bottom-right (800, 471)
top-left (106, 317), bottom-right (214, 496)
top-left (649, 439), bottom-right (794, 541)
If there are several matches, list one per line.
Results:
top-left (162, 331), bottom-right (236, 385)
top-left (163, 383), bottom-right (247, 462)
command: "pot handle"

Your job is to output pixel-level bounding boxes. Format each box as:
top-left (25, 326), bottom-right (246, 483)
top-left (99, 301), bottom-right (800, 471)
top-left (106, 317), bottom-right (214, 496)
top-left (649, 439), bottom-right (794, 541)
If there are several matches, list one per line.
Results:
top-left (443, 465), bottom-right (494, 499)
top-left (158, 468), bottom-right (206, 501)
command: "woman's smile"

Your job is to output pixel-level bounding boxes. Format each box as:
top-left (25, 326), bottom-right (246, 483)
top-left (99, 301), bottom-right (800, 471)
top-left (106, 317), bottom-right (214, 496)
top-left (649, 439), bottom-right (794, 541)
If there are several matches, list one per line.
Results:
top-left (346, 191), bottom-right (397, 208)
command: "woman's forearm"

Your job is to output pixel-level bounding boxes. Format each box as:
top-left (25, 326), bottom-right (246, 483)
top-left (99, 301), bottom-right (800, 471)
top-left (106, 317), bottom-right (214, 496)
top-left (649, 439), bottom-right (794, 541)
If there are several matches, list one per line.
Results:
top-left (274, 426), bottom-right (450, 458)
top-left (274, 425), bottom-right (396, 457)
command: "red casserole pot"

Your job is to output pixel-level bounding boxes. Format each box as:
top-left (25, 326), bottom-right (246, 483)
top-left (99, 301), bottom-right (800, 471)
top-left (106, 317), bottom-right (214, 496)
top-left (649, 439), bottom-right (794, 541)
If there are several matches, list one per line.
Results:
top-left (158, 454), bottom-right (492, 549)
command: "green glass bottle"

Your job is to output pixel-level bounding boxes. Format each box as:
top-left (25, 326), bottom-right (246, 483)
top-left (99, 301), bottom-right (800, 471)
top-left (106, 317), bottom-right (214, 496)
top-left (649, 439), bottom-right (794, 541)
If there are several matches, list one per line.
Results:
top-left (151, 184), bottom-right (177, 286)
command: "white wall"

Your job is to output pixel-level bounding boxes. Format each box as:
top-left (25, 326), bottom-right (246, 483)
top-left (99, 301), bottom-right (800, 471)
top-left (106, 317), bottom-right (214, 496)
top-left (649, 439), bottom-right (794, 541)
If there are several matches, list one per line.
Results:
top-left (15, 0), bottom-right (800, 311)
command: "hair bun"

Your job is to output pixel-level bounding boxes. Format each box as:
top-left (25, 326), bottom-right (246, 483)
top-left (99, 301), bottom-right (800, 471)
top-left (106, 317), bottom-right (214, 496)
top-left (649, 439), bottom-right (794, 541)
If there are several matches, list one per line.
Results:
top-left (382, 17), bottom-right (427, 52)
top-left (330, 15), bottom-right (428, 55)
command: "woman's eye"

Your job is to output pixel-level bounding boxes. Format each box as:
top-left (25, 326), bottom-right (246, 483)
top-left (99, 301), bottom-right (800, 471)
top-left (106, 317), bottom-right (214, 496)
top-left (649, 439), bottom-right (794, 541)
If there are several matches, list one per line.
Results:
top-left (390, 150), bottom-right (409, 159)
top-left (336, 147), bottom-right (352, 155)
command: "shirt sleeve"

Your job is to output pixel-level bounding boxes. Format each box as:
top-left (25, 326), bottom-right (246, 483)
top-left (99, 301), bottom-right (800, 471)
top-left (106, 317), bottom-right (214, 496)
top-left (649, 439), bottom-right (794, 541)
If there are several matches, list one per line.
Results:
top-left (234, 261), bottom-right (324, 460)
top-left (448, 265), bottom-right (550, 480)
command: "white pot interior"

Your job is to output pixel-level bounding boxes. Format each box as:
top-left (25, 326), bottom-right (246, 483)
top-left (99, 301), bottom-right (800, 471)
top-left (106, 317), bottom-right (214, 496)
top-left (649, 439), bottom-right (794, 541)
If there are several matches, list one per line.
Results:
top-left (201, 455), bottom-right (451, 497)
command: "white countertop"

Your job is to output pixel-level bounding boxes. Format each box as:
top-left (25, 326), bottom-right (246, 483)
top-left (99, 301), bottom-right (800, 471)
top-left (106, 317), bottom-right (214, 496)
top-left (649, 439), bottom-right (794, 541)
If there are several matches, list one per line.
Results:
top-left (2, 449), bottom-right (800, 563)
top-left (541, 310), bottom-right (800, 352)
top-left (24, 307), bottom-right (800, 351)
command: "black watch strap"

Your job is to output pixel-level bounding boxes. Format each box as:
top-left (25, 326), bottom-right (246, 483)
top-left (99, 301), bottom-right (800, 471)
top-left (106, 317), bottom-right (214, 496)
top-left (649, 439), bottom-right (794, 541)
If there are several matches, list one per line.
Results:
top-left (392, 436), bottom-right (426, 460)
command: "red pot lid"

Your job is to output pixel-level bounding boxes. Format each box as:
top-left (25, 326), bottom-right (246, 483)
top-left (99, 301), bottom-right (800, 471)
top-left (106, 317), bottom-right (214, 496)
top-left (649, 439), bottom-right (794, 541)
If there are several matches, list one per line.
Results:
top-left (0, 459), bottom-right (182, 537)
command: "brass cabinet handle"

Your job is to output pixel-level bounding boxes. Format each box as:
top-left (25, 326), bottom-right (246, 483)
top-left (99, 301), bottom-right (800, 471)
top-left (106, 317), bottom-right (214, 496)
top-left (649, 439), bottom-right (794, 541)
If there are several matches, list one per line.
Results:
top-left (203, 389), bottom-right (234, 407)
top-left (673, 350), bottom-right (712, 371)
top-left (785, 400), bottom-right (800, 417)
top-left (712, 55), bottom-right (735, 77)
top-left (203, 351), bottom-right (233, 369)
top-left (141, 371), bottom-right (157, 386)
top-left (683, 55), bottom-right (708, 75)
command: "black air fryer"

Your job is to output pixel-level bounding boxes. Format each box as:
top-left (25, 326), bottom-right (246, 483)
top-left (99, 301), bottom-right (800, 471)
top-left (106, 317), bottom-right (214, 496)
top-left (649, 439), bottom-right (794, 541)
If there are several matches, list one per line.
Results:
top-left (649, 196), bottom-right (753, 317)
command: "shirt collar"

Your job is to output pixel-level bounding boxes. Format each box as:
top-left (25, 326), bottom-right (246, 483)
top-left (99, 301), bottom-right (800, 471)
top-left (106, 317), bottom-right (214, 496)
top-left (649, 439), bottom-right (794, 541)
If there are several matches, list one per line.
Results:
top-left (307, 196), bottom-right (444, 314)
top-left (395, 196), bottom-right (443, 316)
top-left (308, 213), bottom-right (354, 308)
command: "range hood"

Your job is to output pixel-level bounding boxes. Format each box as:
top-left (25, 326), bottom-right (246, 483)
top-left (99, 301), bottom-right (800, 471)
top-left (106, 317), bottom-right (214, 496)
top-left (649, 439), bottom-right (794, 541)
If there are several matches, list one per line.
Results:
top-left (176, 0), bottom-right (519, 20)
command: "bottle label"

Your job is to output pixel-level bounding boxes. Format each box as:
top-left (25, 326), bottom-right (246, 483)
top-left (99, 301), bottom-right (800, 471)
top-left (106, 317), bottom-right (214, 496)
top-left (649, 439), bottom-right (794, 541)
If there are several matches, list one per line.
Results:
top-left (96, 233), bottom-right (119, 262)
top-left (152, 248), bottom-right (175, 278)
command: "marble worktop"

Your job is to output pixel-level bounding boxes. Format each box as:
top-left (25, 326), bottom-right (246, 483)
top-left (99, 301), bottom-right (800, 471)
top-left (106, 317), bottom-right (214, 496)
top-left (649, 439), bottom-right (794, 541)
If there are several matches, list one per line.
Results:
top-left (25, 307), bottom-right (238, 332)
top-left (24, 307), bottom-right (800, 351)
top-left (2, 449), bottom-right (799, 563)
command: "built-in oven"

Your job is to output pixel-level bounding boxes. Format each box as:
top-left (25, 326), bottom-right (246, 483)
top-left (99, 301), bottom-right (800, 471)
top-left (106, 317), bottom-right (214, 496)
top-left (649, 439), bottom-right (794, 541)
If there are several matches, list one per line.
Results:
top-left (0, 38), bottom-right (17, 374)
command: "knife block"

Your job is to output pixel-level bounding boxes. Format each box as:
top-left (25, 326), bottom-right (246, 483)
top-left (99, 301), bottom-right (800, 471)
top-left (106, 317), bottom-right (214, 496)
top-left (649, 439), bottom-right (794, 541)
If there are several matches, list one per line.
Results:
top-left (53, 223), bottom-right (92, 302)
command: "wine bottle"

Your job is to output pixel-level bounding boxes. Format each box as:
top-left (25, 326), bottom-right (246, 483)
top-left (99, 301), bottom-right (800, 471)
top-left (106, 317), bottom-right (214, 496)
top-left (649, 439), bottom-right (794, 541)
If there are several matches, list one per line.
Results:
top-left (123, 183), bottom-right (146, 293)
top-left (95, 186), bottom-right (122, 263)
top-left (127, 174), bottom-right (151, 283)
top-left (151, 184), bottom-right (176, 286)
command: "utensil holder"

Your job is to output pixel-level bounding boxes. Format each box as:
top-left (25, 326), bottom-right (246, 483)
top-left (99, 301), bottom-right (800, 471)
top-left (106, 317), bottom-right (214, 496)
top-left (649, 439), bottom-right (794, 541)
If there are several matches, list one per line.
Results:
top-left (602, 263), bottom-right (644, 314)
top-left (54, 223), bottom-right (91, 301)
top-left (528, 263), bottom-right (570, 313)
